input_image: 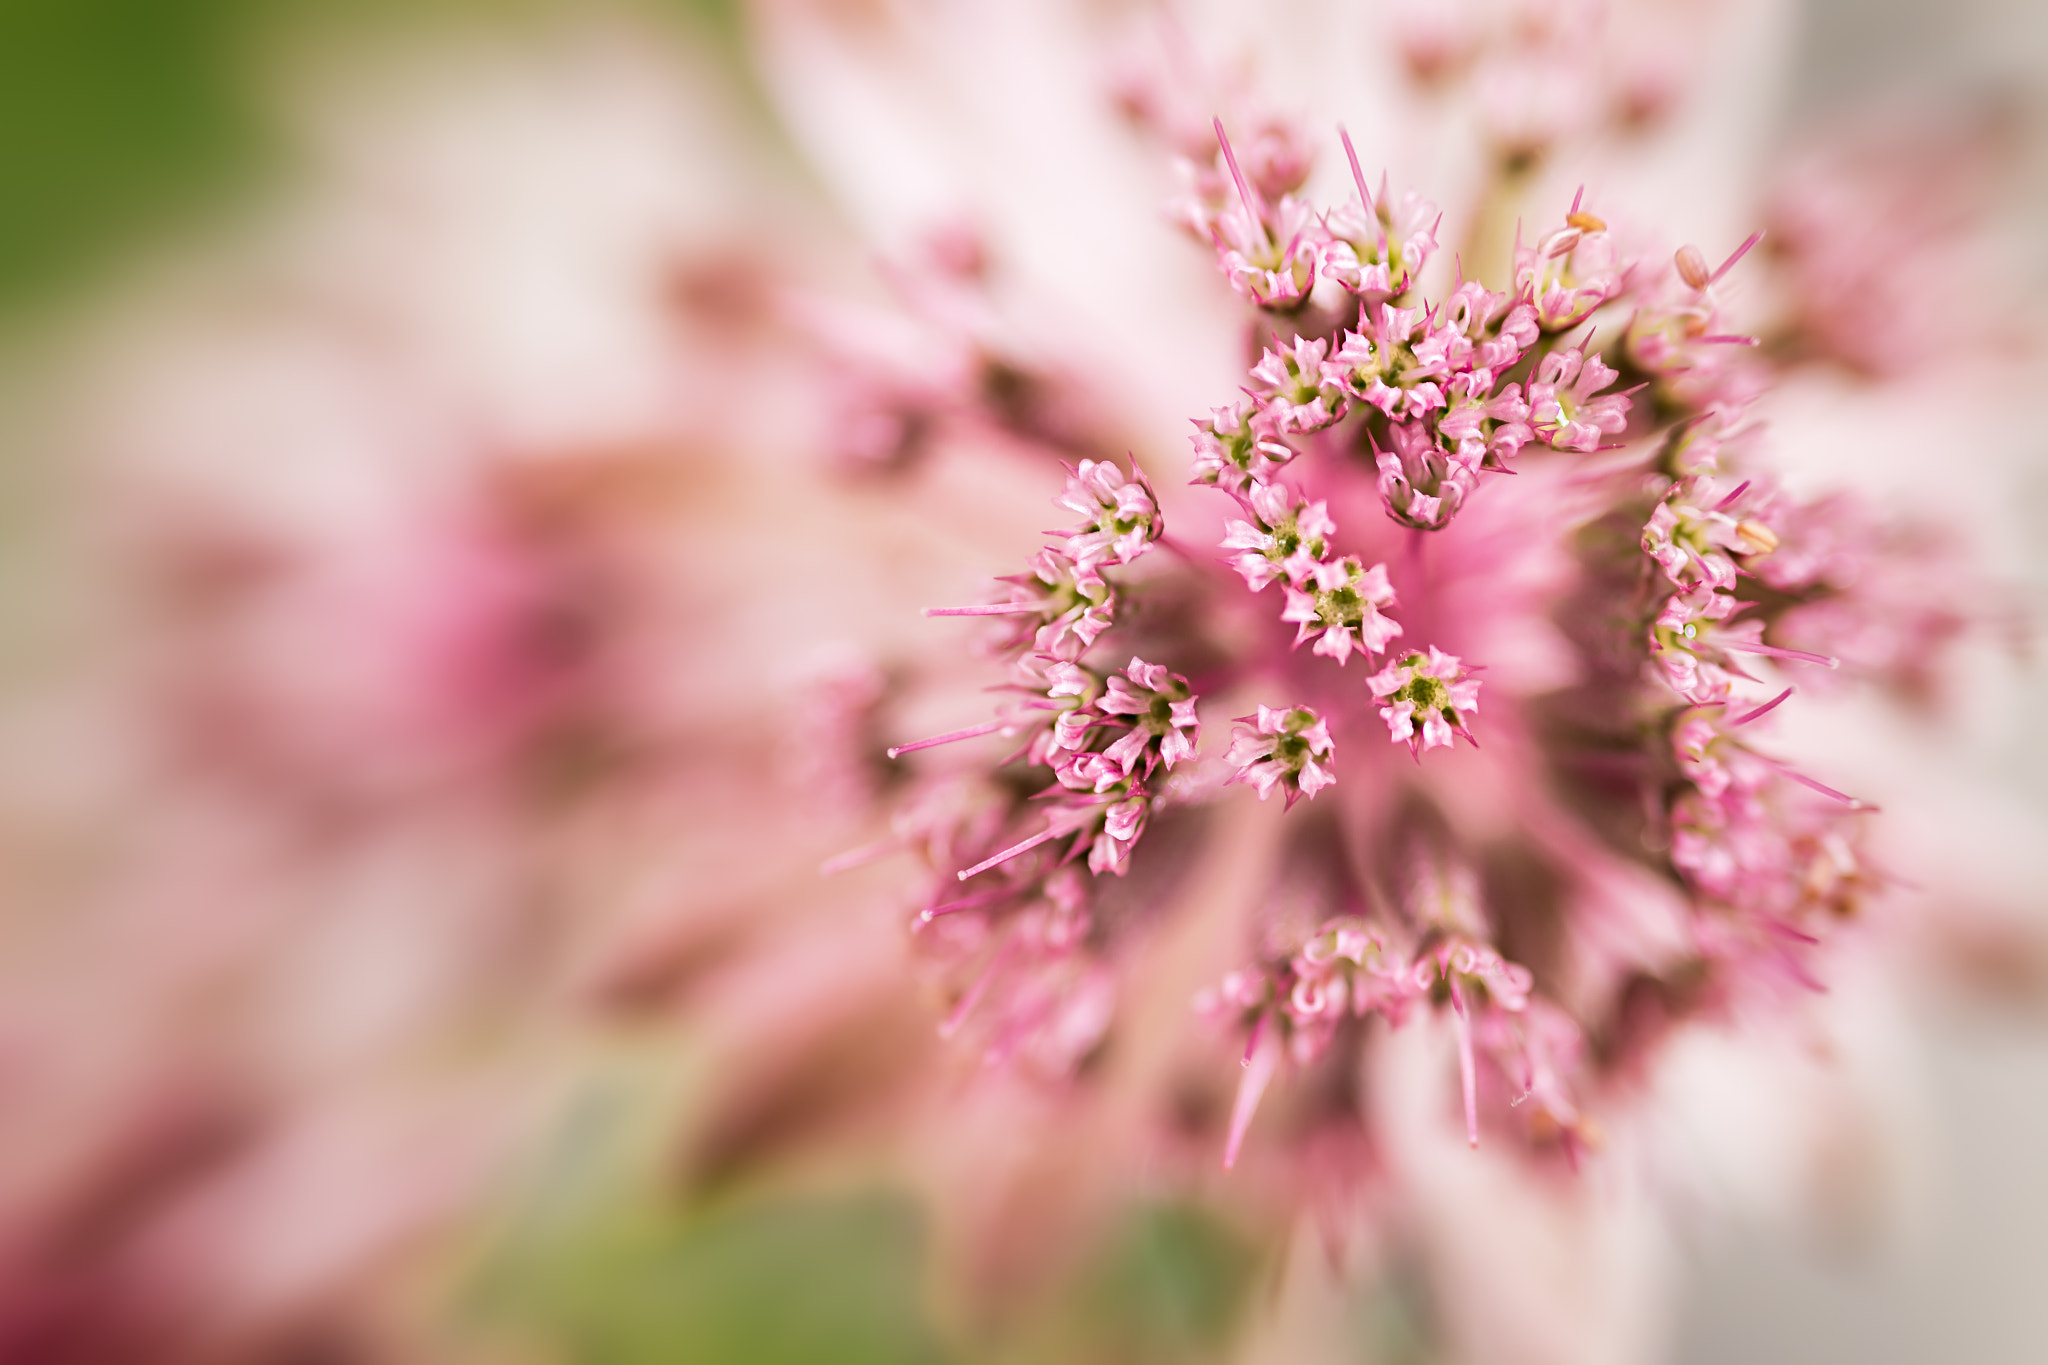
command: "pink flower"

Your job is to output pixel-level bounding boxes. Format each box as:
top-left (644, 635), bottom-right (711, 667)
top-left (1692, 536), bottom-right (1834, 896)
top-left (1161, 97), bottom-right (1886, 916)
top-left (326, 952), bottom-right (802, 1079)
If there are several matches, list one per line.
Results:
top-left (1223, 703), bottom-right (1336, 808)
top-left (1368, 646), bottom-right (1482, 756)
top-left (1641, 475), bottom-right (1778, 592)
top-left (1319, 139), bottom-right (1439, 304)
top-left (1327, 302), bottom-right (1442, 420)
top-left (1249, 335), bottom-right (1349, 434)
top-left (1513, 203), bottom-right (1625, 331)
top-left (1373, 418), bottom-right (1481, 530)
top-left (1526, 345), bottom-right (1631, 451)
top-left (941, 546), bottom-right (1114, 662)
top-left (1280, 556), bottom-right (1401, 664)
top-left (1098, 657), bottom-right (1200, 776)
top-left (1220, 481), bottom-right (1336, 591)
top-left (1055, 458), bottom-right (1162, 568)
top-left (1205, 120), bottom-right (1326, 310)
top-left (1189, 399), bottom-right (1295, 492)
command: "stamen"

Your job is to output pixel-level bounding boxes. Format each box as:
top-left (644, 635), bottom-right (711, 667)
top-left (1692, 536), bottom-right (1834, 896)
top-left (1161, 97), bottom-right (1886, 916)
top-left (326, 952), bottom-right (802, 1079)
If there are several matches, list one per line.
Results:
top-left (1337, 125), bottom-right (1380, 243)
top-left (1222, 1021), bottom-right (1280, 1170)
top-left (1449, 975), bottom-right (1479, 1149)
top-left (1701, 333), bottom-right (1760, 346)
top-left (1731, 686), bottom-right (1794, 726)
top-left (925, 602), bottom-right (1043, 617)
top-left (1764, 919), bottom-right (1821, 946)
top-left (957, 821), bottom-right (1065, 880)
top-left (1721, 640), bottom-right (1838, 668)
top-left (1212, 118), bottom-right (1268, 245)
top-left (888, 717), bottom-right (1008, 758)
top-left (1709, 230), bottom-right (1765, 285)
top-left (1713, 480), bottom-right (1752, 511)
top-left (939, 937), bottom-right (1015, 1039)
top-left (919, 887), bottom-right (1010, 922)
top-left (820, 837), bottom-right (897, 877)
top-left (1755, 754), bottom-right (1874, 809)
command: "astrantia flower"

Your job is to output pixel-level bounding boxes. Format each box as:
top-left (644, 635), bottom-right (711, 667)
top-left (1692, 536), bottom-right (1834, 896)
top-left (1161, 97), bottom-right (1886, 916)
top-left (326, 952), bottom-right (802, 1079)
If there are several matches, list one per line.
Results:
top-left (1369, 647), bottom-right (1482, 756)
top-left (1513, 199), bottom-right (1626, 330)
top-left (29, 6), bottom-right (2041, 1363)
top-left (1220, 481), bottom-right (1336, 591)
top-left (861, 81), bottom-right (1924, 1208)
top-left (1249, 334), bottom-right (1348, 434)
top-left (1224, 704), bottom-right (1336, 808)
top-left (1280, 555), bottom-right (1401, 664)
top-left (729, 5), bottom-right (2032, 1359)
top-left (1056, 457), bottom-right (1162, 567)
top-left (1190, 399), bottom-right (1295, 492)
top-left (1527, 344), bottom-right (1632, 451)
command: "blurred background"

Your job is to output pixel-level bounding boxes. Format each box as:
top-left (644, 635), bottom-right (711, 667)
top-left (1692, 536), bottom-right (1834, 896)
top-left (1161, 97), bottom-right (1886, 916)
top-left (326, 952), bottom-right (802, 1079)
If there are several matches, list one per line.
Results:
top-left (0, 1), bottom-right (2042, 1362)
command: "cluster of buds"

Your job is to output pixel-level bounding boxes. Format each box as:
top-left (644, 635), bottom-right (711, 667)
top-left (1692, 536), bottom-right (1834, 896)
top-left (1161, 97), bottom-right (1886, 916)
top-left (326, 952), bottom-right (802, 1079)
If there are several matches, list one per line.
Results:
top-left (1199, 918), bottom-right (1418, 1167)
top-left (873, 457), bottom-right (1191, 1070)
top-left (1186, 125), bottom-right (1630, 544)
top-left (915, 460), bottom-right (1185, 882)
top-left (1645, 474), bottom-right (1819, 706)
top-left (1667, 698), bottom-right (1874, 963)
top-left (1202, 912), bottom-right (1566, 1164)
top-left (1218, 481), bottom-right (1405, 665)
top-left (1616, 241), bottom-right (1881, 951)
top-left (1338, 286), bottom-right (1544, 527)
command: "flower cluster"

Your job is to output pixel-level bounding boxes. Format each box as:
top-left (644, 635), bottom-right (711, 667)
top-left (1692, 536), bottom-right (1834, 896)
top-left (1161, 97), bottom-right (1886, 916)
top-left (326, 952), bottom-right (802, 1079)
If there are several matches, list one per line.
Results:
top-left (874, 457), bottom-right (1199, 1070)
top-left (1184, 126), bottom-right (1629, 547)
top-left (865, 98), bottom-right (1977, 1184)
top-left (1199, 907), bottom-right (1580, 1165)
top-left (1603, 239), bottom-right (1895, 973)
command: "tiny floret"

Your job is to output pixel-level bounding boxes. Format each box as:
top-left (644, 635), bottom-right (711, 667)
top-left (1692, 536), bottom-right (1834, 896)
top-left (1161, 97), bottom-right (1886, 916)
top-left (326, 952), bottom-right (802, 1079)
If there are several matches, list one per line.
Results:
top-left (1224, 704), bottom-right (1336, 808)
top-left (1281, 556), bottom-right (1401, 664)
top-left (1057, 458), bottom-right (1163, 568)
top-left (1368, 647), bottom-right (1481, 756)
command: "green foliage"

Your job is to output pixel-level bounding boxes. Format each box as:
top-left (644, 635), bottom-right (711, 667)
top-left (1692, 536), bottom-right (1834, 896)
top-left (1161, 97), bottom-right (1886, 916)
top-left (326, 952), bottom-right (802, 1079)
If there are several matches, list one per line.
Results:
top-left (1072, 1201), bottom-right (1259, 1364)
top-left (0, 0), bottom-right (269, 313)
top-left (475, 1188), bottom-right (952, 1365)
top-left (0, 0), bottom-right (753, 320)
